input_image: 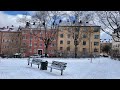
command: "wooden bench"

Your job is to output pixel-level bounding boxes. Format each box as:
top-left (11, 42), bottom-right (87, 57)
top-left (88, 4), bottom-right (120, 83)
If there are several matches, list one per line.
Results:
top-left (48, 61), bottom-right (67, 75)
top-left (28, 58), bottom-right (42, 68)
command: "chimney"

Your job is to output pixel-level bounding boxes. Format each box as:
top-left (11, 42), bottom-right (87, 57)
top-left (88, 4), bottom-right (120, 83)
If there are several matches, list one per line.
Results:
top-left (3, 27), bottom-right (5, 29)
top-left (7, 26), bottom-right (9, 29)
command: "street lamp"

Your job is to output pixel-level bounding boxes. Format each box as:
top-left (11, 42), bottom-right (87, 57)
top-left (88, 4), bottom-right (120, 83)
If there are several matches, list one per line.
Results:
top-left (90, 39), bottom-right (93, 63)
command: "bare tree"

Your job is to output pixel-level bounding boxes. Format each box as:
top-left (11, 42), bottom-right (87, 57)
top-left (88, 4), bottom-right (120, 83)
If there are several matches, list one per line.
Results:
top-left (19, 11), bottom-right (63, 57)
top-left (95, 11), bottom-right (120, 42)
top-left (66, 11), bottom-right (94, 58)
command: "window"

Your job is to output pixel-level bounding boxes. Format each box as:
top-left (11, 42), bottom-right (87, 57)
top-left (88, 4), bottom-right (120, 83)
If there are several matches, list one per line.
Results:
top-left (83, 41), bottom-right (86, 45)
top-left (30, 36), bottom-right (33, 40)
top-left (60, 28), bottom-right (63, 32)
top-left (29, 43), bottom-right (32, 46)
top-left (60, 34), bottom-right (63, 38)
top-left (94, 48), bottom-right (98, 52)
top-left (60, 40), bottom-right (63, 44)
top-left (94, 27), bottom-right (100, 32)
top-left (22, 36), bottom-right (27, 40)
top-left (83, 27), bottom-right (88, 32)
top-left (51, 37), bottom-right (55, 41)
top-left (22, 31), bottom-right (26, 34)
top-left (35, 37), bottom-right (37, 40)
top-left (23, 43), bottom-right (26, 46)
top-left (83, 48), bottom-right (87, 54)
top-left (34, 43), bottom-right (37, 47)
top-left (83, 34), bottom-right (87, 38)
top-left (67, 47), bottom-right (70, 51)
top-left (34, 49), bottom-right (37, 53)
top-left (4, 39), bottom-right (7, 42)
top-left (94, 35), bottom-right (99, 39)
top-left (51, 43), bottom-right (55, 47)
top-left (40, 44), bottom-right (42, 47)
top-left (67, 41), bottom-right (70, 44)
top-left (34, 31), bottom-right (37, 34)
top-left (67, 34), bottom-right (70, 38)
top-left (68, 28), bottom-right (71, 32)
top-left (40, 32), bottom-right (43, 35)
top-left (40, 37), bottom-right (43, 40)
top-left (94, 42), bottom-right (99, 46)
top-left (60, 47), bottom-right (62, 50)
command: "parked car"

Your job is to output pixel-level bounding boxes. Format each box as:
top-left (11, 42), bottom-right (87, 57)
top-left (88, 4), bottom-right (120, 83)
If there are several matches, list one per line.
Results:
top-left (30, 54), bottom-right (41, 58)
top-left (103, 53), bottom-right (109, 57)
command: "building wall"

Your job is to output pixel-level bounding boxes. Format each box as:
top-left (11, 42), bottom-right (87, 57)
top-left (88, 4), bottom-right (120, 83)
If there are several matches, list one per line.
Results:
top-left (57, 26), bottom-right (100, 57)
top-left (112, 39), bottom-right (120, 52)
top-left (0, 31), bottom-right (21, 56)
top-left (21, 28), bottom-right (57, 57)
top-left (0, 26), bottom-right (100, 58)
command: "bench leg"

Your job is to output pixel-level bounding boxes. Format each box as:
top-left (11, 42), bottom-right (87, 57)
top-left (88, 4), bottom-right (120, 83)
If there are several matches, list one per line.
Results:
top-left (28, 62), bottom-right (29, 65)
top-left (50, 68), bottom-right (52, 72)
top-left (31, 63), bottom-right (32, 67)
top-left (61, 70), bottom-right (63, 75)
top-left (38, 65), bottom-right (39, 68)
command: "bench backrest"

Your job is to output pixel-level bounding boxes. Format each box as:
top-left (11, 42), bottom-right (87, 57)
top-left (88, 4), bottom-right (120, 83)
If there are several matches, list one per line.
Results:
top-left (51, 61), bottom-right (67, 70)
top-left (32, 59), bottom-right (42, 64)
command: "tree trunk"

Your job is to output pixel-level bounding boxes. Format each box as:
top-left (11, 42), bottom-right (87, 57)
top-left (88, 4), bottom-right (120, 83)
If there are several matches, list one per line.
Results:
top-left (45, 44), bottom-right (48, 57)
top-left (75, 45), bottom-right (77, 58)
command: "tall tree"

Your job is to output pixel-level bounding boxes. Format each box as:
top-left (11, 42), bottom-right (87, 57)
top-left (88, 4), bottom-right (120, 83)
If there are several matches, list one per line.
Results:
top-left (102, 45), bottom-right (111, 54)
top-left (18, 11), bottom-right (63, 57)
top-left (95, 11), bottom-right (120, 42)
top-left (66, 11), bottom-right (94, 58)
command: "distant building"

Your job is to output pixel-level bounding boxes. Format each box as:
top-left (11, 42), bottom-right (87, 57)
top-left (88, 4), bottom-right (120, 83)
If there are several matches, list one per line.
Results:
top-left (111, 31), bottom-right (120, 57)
top-left (0, 30), bottom-right (21, 57)
top-left (100, 42), bottom-right (112, 54)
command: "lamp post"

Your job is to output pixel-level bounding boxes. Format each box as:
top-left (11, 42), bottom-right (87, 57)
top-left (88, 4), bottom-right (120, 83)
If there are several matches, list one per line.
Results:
top-left (91, 39), bottom-right (92, 63)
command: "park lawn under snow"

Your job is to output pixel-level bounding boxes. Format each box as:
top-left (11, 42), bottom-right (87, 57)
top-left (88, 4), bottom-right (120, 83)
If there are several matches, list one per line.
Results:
top-left (0, 57), bottom-right (120, 79)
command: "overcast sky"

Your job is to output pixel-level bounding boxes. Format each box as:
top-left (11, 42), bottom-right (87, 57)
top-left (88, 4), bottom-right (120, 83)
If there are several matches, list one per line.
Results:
top-left (0, 11), bottom-right (112, 41)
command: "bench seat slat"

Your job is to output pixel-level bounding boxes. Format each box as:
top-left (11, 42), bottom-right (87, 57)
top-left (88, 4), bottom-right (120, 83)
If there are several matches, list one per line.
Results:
top-left (48, 66), bottom-right (65, 70)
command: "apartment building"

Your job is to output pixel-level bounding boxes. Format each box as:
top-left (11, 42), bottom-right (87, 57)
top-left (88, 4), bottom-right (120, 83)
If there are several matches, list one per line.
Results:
top-left (21, 28), bottom-right (57, 57)
top-left (57, 26), bottom-right (101, 57)
top-left (0, 30), bottom-right (21, 57)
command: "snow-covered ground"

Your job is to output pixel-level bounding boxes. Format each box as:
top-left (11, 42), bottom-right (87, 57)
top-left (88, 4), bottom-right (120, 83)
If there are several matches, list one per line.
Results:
top-left (0, 57), bottom-right (120, 79)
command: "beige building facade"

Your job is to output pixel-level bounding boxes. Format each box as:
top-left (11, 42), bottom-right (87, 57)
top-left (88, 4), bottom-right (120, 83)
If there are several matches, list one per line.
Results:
top-left (57, 26), bottom-right (100, 57)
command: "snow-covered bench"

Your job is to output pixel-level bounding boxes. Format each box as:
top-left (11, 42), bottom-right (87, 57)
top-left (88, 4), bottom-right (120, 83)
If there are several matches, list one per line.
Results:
top-left (48, 61), bottom-right (67, 75)
top-left (28, 58), bottom-right (42, 68)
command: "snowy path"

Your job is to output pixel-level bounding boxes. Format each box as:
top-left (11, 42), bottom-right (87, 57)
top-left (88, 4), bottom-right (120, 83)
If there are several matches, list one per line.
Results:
top-left (0, 57), bottom-right (120, 79)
